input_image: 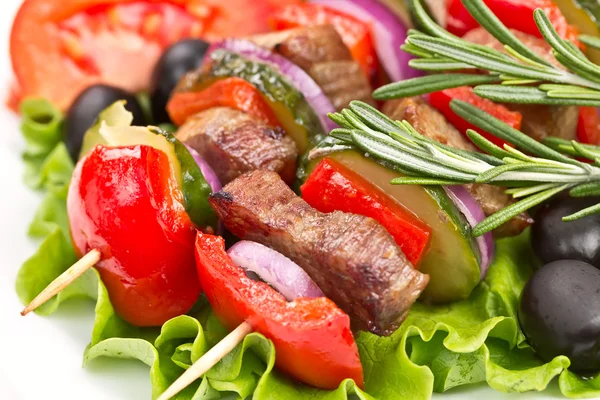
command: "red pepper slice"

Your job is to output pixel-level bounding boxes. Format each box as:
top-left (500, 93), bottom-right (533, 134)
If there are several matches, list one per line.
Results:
top-left (446, 0), bottom-right (580, 46)
top-left (167, 77), bottom-right (282, 126)
top-left (429, 86), bottom-right (522, 148)
top-left (268, 3), bottom-right (378, 78)
top-left (577, 106), bottom-right (600, 145)
top-left (68, 145), bottom-right (199, 326)
top-left (194, 232), bottom-right (364, 389)
top-left (301, 158), bottom-right (431, 267)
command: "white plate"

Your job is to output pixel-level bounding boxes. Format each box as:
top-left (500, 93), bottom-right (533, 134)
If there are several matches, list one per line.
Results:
top-left (0, 0), bottom-right (577, 398)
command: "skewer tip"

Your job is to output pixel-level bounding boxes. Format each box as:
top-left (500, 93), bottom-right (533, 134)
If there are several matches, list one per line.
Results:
top-left (157, 321), bottom-right (253, 400)
top-left (20, 249), bottom-right (101, 317)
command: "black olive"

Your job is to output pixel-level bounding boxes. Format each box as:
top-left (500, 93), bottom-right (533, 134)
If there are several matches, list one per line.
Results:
top-left (149, 39), bottom-right (209, 124)
top-left (65, 84), bottom-right (146, 161)
top-left (519, 260), bottom-right (600, 372)
top-left (531, 195), bottom-right (600, 268)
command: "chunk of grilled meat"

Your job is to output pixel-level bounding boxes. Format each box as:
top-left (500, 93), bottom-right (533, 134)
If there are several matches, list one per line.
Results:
top-left (251, 25), bottom-right (351, 69)
top-left (383, 97), bottom-right (532, 237)
top-left (462, 27), bottom-right (578, 141)
top-left (383, 96), bottom-right (475, 151)
top-left (250, 25), bottom-right (374, 110)
top-left (175, 107), bottom-right (298, 185)
top-left (209, 170), bottom-right (429, 335)
top-left (463, 184), bottom-right (533, 237)
top-left (463, 27), bottom-right (562, 68)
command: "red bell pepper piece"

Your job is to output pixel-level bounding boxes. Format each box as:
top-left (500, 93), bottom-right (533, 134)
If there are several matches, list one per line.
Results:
top-left (429, 86), bottom-right (522, 148)
top-left (577, 106), bottom-right (600, 145)
top-left (269, 3), bottom-right (378, 78)
top-left (300, 158), bottom-right (431, 267)
top-left (194, 232), bottom-right (364, 389)
top-left (446, 0), bottom-right (580, 47)
top-left (68, 145), bottom-right (199, 326)
top-left (167, 77), bottom-right (282, 126)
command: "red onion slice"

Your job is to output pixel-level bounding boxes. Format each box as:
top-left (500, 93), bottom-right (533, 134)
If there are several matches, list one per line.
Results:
top-left (184, 144), bottom-right (222, 194)
top-left (444, 186), bottom-right (495, 279)
top-left (310, 0), bottom-right (421, 82)
top-left (206, 39), bottom-right (337, 133)
top-left (228, 241), bottom-right (324, 300)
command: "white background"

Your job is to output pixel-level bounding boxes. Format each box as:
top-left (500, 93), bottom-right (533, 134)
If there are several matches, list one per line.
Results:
top-left (0, 0), bottom-right (576, 399)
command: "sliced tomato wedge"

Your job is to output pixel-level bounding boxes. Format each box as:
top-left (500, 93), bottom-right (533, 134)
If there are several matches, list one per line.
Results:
top-left (269, 3), bottom-right (378, 78)
top-left (10, 0), bottom-right (300, 111)
top-left (167, 77), bottom-right (282, 126)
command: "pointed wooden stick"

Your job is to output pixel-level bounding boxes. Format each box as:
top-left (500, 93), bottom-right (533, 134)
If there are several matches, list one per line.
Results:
top-left (157, 321), bottom-right (253, 400)
top-left (20, 249), bottom-right (101, 316)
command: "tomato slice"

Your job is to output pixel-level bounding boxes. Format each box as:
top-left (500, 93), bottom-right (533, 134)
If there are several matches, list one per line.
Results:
top-left (167, 77), bottom-right (282, 126)
top-left (10, 0), bottom-right (300, 111)
top-left (429, 86), bottom-right (522, 148)
top-left (446, 0), bottom-right (580, 46)
top-left (269, 3), bottom-right (378, 78)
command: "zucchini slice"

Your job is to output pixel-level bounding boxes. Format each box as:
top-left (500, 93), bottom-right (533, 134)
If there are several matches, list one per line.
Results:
top-left (305, 150), bottom-right (481, 303)
top-left (176, 49), bottom-right (325, 152)
top-left (80, 102), bottom-right (217, 230)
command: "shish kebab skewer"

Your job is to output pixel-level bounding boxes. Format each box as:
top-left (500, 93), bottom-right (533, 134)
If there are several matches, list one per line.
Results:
top-left (20, 101), bottom-right (221, 325)
top-left (159, 170), bottom-right (429, 399)
top-left (18, 110), bottom-right (420, 400)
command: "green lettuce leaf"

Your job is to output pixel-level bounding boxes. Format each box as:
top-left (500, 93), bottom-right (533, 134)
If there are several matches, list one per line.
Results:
top-left (559, 370), bottom-right (600, 398)
top-left (20, 98), bottom-right (68, 190)
top-left (14, 97), bottom-right (599, 399)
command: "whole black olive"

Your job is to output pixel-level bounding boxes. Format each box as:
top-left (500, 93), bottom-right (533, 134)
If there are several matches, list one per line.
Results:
top-left (65, 84), bottom-right (146, 161)
top-left (531, 195), bottom-right (600, 268)
top-left (149, 39), bottom-right (209, 124)
top-left (519, 260), bottom-right (600, 372)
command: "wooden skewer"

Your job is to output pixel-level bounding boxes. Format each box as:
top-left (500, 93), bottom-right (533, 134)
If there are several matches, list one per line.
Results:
top-left (20, 249), bottom-right (102, 316)
top-left (157, 321), bottom-right (253, 400)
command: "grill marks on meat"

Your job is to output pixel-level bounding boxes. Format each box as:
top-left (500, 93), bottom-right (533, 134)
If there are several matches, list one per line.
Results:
top-left (462, 27), bottom-right (578, 141)
top-left (209, 170), bottom-right (429, 335)
top-left (250, 25), bottom-right (375, 110)
top-left (383, 97), bottom-right (532, 237)
top-left (175, 107), bottom-right (298, 185)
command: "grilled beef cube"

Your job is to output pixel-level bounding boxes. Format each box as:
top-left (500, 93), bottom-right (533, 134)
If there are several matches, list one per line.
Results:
top-left (463, 184), bottom-right (533, 237)
top-left (383, 96), bottom-right (476, 151)
top-left (463, 27), bottom-right (562, 68)
top-left (209, 170), bottom-right (429, 335)
top-left (250, 25), bottom-right (375, 110)
top-left (383, 97), bottom-right (532, 237)
top-left (251, 25), bottom-right (352, 69)
top-left (309, 60), bottom-right (374, 111)
top-left (463, 27), bottom-right (578, 141)
top-left (175, 107), bottom-right (298, 185)
top-left (506, 103), bottom-right (579, 142)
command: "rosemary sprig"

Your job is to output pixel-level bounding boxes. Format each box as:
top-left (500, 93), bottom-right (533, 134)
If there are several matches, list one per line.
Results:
top-left (373, 0), bottom-right (600, 105)
top-left (322, 101), bottom-right (600, 236)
